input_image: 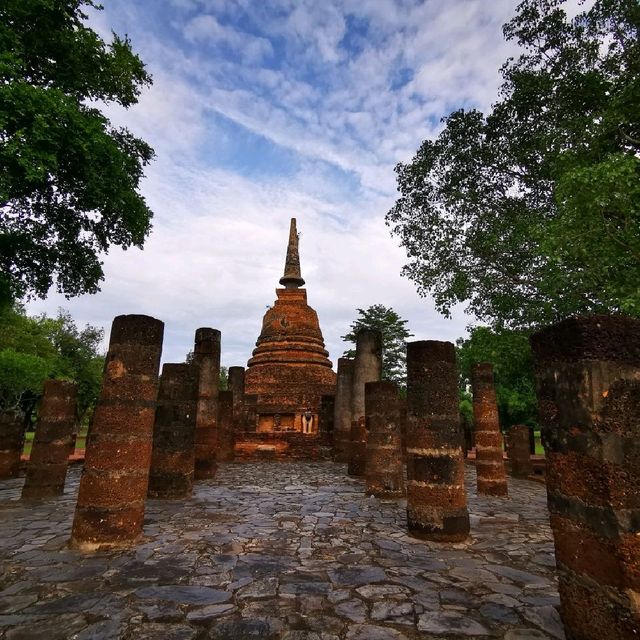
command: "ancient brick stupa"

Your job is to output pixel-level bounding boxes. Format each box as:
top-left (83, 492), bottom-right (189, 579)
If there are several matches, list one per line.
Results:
top-left (244, 218), bottom-right (336, 437)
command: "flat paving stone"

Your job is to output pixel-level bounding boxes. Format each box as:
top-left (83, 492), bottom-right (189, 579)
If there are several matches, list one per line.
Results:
top-left (417, 611), bottom-right (491, 636)
top-left (134, 585), bottom-right (231, 605)
top-left (0, 461), bottom-right (565, 639)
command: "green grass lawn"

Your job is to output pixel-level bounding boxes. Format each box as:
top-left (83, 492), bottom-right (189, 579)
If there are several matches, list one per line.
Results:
top-left (22, 427), bottom-right (88, 457)
top-left (22, 431), bottom-right (34, 457)
top-left (534, 430), bottom-right (545, 455)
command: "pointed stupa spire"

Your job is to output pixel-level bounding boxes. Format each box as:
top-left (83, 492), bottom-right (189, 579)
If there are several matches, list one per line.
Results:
top-left (279, 218), bottom-right (305, 289)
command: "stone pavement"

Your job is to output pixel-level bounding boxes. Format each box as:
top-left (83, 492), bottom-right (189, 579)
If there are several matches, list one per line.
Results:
top-left (0, 461), bottom-right (564, 639)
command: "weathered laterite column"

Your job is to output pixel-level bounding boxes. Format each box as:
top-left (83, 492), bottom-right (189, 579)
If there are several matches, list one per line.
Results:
top-left (399, 396), bottom-right (407, 462)
top-left (22, 380), bottom-right (78, 499)
top-left (471, 363), bottom-right (508, 496)
top-left (319, 394), bottom-right (335, 438)
top-left (217, 390), bottom-right (235, 461)
top-left (148, 363), bottom-right (198, 499)
top-left (0, 410), bottom-right (25, 479)
top-left (406, 341), bottom-right (469, 542)
top-left (348, 416), bottom-right (367, 476)
top-left (348, 329), bottom-right (382, 476)
top-left (531, 315), bottom-right (640, 640)
top-left (507, 425), bottom-right (532, 478)
top-left (365, 381), bottom-right (405, 498)
top-left (193, 328), bottom-right (221, 480)
top-left (70, 314), bottom-right (164, 550)
top-left (228, 366), bottom-right (245, 435)
top-left (333, 358), bottom-right (354, 462)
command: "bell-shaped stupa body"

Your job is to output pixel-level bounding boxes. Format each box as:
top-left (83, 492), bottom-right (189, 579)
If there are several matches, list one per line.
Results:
top-left (245, 218), bottom-right (336, 433)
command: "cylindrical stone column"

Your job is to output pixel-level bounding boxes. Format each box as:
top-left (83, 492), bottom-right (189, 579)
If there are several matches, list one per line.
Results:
top-left (70, 314), bottom-right (164, 550)
top-left (350, 330), bottom-right (383, 424)
top-left (319, 394), bottom-right (335, 437)
top-left (348, 416), bottom-right (367, 476)
top-left (406, 341), bottom-right (470, 542)
top-left (228, 366), bottom-right (245, 435)
top-left (333, 358), bottom-right (354, 462)
top-left (531, 315), bottom-right (640, 640)
top-left (193, 328), bottom-right (220, 480)
top-left (365, 381), bottom-right (405, 498)
top-left (0, 409), bottom-right (25, 479)
top-left (471, 363), bottom-right (508, 496)
top-left (217, 390), bottom-right (235, 462)
top-left (348, 330), bottom-right (382, 476)
top-left (507, 425), bottom-right (532, 478)
top-left (148, 363), bottom-right (198, 499)
top-left (22, 380), bottom-right (78, 499)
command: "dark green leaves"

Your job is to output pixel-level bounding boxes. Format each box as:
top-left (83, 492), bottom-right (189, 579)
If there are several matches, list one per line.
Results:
top-left (0, 0), bottom-right (154, 302)
top-left (387, 0), bottom-right (640, 328)
top-left (341, 304), bottom-right (413, 387)
top-left (456, 327), bottom-right (537, 428)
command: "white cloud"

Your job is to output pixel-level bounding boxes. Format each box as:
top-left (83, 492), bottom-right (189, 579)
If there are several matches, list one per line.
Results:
top-left (183, 14), bottom-right (274, 64)
top-left (29, 0), bottom-right (525, 370)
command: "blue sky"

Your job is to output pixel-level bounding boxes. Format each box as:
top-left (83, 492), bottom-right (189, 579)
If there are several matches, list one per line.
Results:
top-left (30, 0), bottom-right (523, 368)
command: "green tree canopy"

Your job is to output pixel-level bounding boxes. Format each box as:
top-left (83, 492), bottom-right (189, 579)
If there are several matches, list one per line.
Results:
top-left (386, 0), bottom-right (640, 329)
top-left (0, 304), bottom-right (104, 421)
top-left (456, 326), bottom-right (537, 429)
top-left (341, 304), bottom-right (413, 386)
top-left (0, 349), bottom-right (50, 410)
top-left (219, 366), bottom-right (229, 391)
top-left (39, 309), bottom-right (104, 420)
top-left (0, 0), bottom-right (154, 303)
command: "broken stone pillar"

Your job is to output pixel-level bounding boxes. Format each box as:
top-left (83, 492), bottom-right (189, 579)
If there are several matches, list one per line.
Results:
top-left (217, 390), bottom-right (235, 462)
top-left (0, 409), bottom-right (25, 479)
top-left (365, 381), bottom-right (405, 498)
top-left (406, 341), bottom-right (470, 542)
top-left (507, 425), bottom-right (532, 478)
top-left (319, 394), bottom-right (335, 437)
top-left (530, 315), bottom-right (640, 640)
top-left (148, 363), bottom-right (198, 500)
top-left (333, 357), bottom-right (354, 462)
top-left (193, 328), bottom-right (220, 480)
top-left (471, 363), bottom-right (508, 497)
top-left (70, 314), bottom-right (164, 550)
top-left (22, 380), bottom-right (78, 499)
top-left (348, 329), bottom-right (382, 476)
top-left (228, 365), bottom-right (245, 434)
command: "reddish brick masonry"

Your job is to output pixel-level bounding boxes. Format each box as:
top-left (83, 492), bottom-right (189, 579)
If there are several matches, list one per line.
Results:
top-left (22, 380), bottom-right (78, 499)
top-left (471, 363), bottom-right (508, 497)
top-left (365, 381), bottom-right (405, 499)
top-left (70, 314), bottom-right (163, 550)
top-left (148, 363), bottom-right (198, 500)
top-left (193, 328), bottom-right (221, 480)
top-left (348, 329), bottom-right (382, 477)
top-left (333, 358), bottom-right (354, 462)
top-left (531, 315), bottom-right (640, 640)
top-left (406, 341), bottom-right (470, 542)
